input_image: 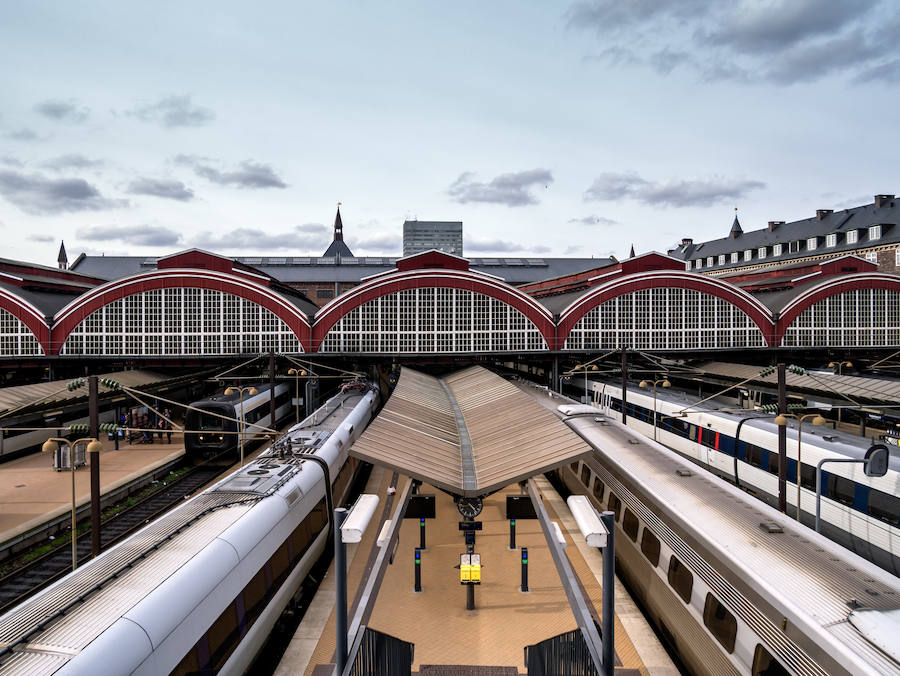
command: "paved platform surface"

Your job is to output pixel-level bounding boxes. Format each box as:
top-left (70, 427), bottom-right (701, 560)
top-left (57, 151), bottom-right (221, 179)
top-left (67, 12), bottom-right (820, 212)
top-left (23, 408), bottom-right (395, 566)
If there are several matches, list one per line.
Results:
top-left (281, 469), bottom-right (675, 675)
top-left (0, 437), bottom-right (184, 545)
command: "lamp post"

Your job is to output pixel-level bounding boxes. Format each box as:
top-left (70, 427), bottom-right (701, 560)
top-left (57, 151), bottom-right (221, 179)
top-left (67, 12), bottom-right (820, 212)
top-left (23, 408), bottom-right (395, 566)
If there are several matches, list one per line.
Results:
top-left (573, 363), bottom-right (599, 404)
top-left (816, 444), bottom-right (889, 534)
top-left (42, 437), bottom-right (103, 571)
top-left (828, 361), bottom-right (852, 424)
top-left (639, 378), bottom-right (671, 441)
top-left (224, 386), bottom-right (258, 467)
top-left (774, 412), bottom-right (827, 522)
top-left (287, 368), bottom-right (307, 423)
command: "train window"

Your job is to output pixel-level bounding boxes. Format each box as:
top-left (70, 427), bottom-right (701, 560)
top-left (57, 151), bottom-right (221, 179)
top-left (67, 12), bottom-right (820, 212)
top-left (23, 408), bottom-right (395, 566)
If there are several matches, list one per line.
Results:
top-left (592, 477), bottom-right (605, 502)
top-left (580, 465), bottom-right (591, 486)
top-left (688, 425), bottom-right (698, 442)
top-left (271, 542), bottom-right (291, 589)
top-left (828, 473), bottom-right (855, 506)
top-left (242, 569), bottom-right (269, 628)
top-left (752, 644), bottom-right (790, 676)
top-left (767, 451), bottom-right (780, 475)
top-left (171, 643), bottom-right (201, 676)
top-left (703, 594), bottom-right (737, 653)
top-left (867, 489), bottom-right (900, 526)
top-left (207, 601), bottom-right (240, 671)
top-left (622, 510), bottom-right (639, 541)
top-left (667, 556), bottom-right (693, 604)
top-left (198, 412), bottom-right (224, 431)
top-left (799, 463), bottom-right (816, 490)
top-left (570, 461), bottom-right (580, 474)
top-left (745, 444), bottom-right (763, 468)
top-left (608, 493), bottom-right (622, 522)
top-left (640, 529), bottom-right (660, 567)
top-left (701, 428), bottom-right (717, 449)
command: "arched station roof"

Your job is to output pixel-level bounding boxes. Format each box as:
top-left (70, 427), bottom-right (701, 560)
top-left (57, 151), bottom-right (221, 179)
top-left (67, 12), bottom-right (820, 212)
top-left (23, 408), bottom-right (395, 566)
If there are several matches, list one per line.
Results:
top-left (0, 287), bottom-right (50, 355)
top-left (311, 251), bottom-right (556, 352)
top-left (777, 273), bottom-right (900, 346)
top-left (557, 268), bottom-right (777, 348)
top-left (52, 267), bottom-right (312, 355)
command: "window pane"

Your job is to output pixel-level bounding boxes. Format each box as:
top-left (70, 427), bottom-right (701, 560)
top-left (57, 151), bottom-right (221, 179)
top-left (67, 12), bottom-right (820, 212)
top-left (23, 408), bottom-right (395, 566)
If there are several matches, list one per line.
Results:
top-left (752, 644), bottom-right (790, 676)
top-left (608, 493), bottom-right (622, 522)
top-left (580, 465), bottom-right (591, 486)
top-left (703, 593), bottom-right (737, 653)
top-left (592, 477), bottom-right (605, 502)
top-left (640, 529), bottom-right (660, 567)
top-left (667, 556), bottom-right (693, 604)
top-left (622, 509), bottom-right (639, 541)
top-left (868, 490), bottom-right (900, 526)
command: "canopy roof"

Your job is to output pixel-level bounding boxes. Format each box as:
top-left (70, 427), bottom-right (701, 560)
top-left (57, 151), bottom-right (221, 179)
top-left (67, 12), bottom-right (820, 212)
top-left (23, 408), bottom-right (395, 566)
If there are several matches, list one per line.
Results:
top-left (351, 365), bottom-right (590, 497)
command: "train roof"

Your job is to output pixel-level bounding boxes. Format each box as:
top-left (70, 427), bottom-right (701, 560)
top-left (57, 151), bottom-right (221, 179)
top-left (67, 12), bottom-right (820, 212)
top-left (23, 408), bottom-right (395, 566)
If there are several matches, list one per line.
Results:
top-left (194, 381), bottom-right (280, 405)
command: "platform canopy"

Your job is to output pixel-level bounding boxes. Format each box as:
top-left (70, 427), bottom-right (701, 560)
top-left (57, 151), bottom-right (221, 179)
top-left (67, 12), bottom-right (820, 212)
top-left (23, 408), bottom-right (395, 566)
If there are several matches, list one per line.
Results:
top-left (351, 365), bottom-right (591, 497)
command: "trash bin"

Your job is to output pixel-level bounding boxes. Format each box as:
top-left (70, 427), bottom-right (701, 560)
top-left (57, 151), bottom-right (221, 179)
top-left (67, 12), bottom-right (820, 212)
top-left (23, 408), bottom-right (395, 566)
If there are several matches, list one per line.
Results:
top-left (52, 445), bottom-right (71, 471)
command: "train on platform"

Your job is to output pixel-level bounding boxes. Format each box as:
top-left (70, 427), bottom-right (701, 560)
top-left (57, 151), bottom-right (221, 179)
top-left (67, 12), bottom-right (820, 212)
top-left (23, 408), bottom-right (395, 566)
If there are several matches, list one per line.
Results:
top-left (0, 382), bottom-right (379, 675)
top-left (572, 377), bottom-right (900, 575)
top-left (184, 382), bottom-right (293, 459)
top-left (545, 395), bottom-right (900, 676)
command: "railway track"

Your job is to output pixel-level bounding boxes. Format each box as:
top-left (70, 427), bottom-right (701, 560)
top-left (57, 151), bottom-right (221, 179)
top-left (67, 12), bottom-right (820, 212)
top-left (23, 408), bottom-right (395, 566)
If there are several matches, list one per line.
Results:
top-left (0, 462), bottom-right (228, 615)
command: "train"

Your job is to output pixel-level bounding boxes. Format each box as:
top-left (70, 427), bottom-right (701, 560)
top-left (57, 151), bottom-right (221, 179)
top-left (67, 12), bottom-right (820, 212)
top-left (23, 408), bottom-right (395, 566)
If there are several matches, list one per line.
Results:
top-left (572, 377), bottom-right (900, 575)
top-left (184, 382), bottom-right (293, 458)
top-left (533, 389), bottom-right (900, 676)
top-left (0, 382), bottom-right (379, 675)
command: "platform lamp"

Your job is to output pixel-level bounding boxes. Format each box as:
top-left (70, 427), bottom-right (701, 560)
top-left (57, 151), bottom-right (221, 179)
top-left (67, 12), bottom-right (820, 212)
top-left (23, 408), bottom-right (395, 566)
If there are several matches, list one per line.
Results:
top-left (774, 412), bottom-right (827, 523)
top-left (42, 437), bottom-right (103, 571)
top-left (639, 378), bottom-right (671, 441)
top-left (224, 386), bottom-right (258, 467)
top-left (287, 368), bottom-right (307, 423)
top-left (574, 363), bottom-right (599, 403)
top-left (828, 361), bottom-right (852, 424)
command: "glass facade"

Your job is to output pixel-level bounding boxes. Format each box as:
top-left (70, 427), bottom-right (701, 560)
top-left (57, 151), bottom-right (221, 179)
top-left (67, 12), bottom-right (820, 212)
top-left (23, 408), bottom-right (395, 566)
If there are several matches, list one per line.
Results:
top-left (61, 288), bottom-right (302, 355)
top-left (782, 288), bottom-right (900, 347)
top-left (320, 287), bottom-right (547, 352)
top-left (0, 309), bottom-right (43, 355)
top-left (563, 288), bottom-right (765, 350)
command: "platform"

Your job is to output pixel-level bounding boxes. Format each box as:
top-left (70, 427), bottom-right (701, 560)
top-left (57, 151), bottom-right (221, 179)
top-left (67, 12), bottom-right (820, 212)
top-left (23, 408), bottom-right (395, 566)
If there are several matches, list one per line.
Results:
top-left (277, 468), bottom-right (675, 675)
top-left (0, 437), bottom-right (185, 547)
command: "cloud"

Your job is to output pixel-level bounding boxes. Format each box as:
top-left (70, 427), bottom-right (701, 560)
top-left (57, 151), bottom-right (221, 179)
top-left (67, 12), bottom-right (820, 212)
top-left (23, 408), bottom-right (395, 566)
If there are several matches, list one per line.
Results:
top-left (40, 154), bottom-right (105, 171)
top-left (568, 215), bottom-right (618, 226)
top-left (192, 224), bottom-right (330, 251)
top-left (584, 171), bottom-right (765, 207)
top-left (0, 169), bottom-right (126, 214)
top-left (563, 245), bottom-right (583, 254)
top-left (5, 128), bottom-right (40, 142)
top-left (27, 233), bottom-right (55, 243)
top-left (33, 98), bottom-right (90, 123)
top-left (78, 224), bottom-right (183, 247)
top-left (448, 169), bottom-right (553, 206)
top-left (349, 232), bottom-right (401, 251)
top-left (174, 155), bottom-right (287, 189)
top-left (568, 0), bottom-right (899, 85)
top-left (128, 95), bottom-right (215, 128)
top-left (127, 177), bottom-right (194, 201)
top-left (1, 157), bottom-right (24, 167)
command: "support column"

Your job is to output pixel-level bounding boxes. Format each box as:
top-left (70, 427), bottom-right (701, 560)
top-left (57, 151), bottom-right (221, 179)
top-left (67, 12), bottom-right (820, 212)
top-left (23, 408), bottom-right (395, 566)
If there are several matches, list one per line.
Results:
top-left (620, 349), bottom-right (628, 425)
top-left (777, 363), bottom-right (787, 513)
top-left (88, 375), bottom-right (101, 558)
top-left (334, 507), bottom-right (348, 675)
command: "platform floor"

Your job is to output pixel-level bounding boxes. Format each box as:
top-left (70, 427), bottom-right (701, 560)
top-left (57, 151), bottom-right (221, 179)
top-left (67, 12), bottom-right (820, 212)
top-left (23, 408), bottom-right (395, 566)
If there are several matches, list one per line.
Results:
top-left (0, 437), bottom-right (184, 545)
top-left (280, 469), bottom-right (675, 675)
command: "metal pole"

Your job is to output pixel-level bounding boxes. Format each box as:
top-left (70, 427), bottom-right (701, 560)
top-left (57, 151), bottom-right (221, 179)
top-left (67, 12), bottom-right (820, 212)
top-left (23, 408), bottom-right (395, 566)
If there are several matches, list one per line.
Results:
top-left (777, 363), bottom-right (787, 513)
top-left (600, 511), bottom-right (615, 676)
top-left (269, 350), bottom-right (276, 425)
top-left (71, 453), bottom-right (77, 571)
top-left (520, 547), bottom-right (528, 592)
top-left (509, 519), bottom-right (516, 550)
top-left (419, 517), bottom-right (426, 550)
top-left (620, 349), bottom-right (628, 425)
top-left (796, 420), bottom-right (803, 523)
top-left (334, 507), bottom-right (348, 674)
top-left (652, 383), bottom-right (658, 441)
top-left (815, 457), bottom-right (861, 534)
top-left (239, 398), bottom-right (245, 467)
top-left (414, 547), bottom-right (422, 592)
top-left (294, 374), bottom-right (300, 423)
top-left (88, 376), bottom-right (101, 558)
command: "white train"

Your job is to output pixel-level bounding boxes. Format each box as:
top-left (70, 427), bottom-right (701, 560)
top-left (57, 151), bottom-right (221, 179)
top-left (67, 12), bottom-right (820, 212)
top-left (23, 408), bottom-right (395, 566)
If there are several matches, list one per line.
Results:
top-left (0, 383), bottom-right (379, 675)
top-left (573, 377), bottom-right (900, 575)
top-left (184, 383), bottom-right (293, 458)
top-left (545, 398), bottom-right (900, 676)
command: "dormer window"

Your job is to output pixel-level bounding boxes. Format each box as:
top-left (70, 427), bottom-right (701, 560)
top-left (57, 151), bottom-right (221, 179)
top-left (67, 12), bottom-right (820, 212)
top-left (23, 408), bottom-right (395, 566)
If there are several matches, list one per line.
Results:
top-left (706, 256), bottom-right (713, 267)
top-left (695, 259), bottom-right (702, 269)
top-left (758, 247), bottom-right (766, 259)
top-left (826, 233), bottom-right (837, 247)
top-left (718, 254), bottom-right (725, 266)
top-left (789, 240), bottom-right (801, 253)
top-left (743, 250), bottom-right (752, 262)
top-left (807, 236), bottom-right (817, 251)
top-left (731, 252), bottom-right (739, 263)
top-left (773, 243), bottom-right (782, 256)
top-left (870, 224), bottom-right (882, 240)
top-left (847, 230), bottom-right (858, 244)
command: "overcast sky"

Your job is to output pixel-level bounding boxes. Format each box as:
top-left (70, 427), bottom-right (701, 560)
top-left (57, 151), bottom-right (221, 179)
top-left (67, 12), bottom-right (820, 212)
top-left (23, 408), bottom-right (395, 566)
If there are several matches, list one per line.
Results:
top-left (1, 1), bottom-right (897, 265)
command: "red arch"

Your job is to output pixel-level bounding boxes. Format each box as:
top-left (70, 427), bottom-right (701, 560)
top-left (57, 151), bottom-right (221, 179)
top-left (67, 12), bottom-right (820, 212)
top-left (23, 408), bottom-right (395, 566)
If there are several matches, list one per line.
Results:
top-left (52, 269), bottom-right (311, 354)
top-left (311, 269), bottom-right (556, 352)
top-left (777, 274), bottom-right (900, 346)
top-left (0, 288), bottom-right (50, 355)
top-left (557, 271), bottom-right (776, 348)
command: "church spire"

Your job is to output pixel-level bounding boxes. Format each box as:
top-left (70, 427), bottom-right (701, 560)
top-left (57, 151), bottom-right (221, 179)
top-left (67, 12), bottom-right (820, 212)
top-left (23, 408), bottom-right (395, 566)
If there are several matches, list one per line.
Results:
top-left (729, 207), bottom-right (743, 239)
top-left (334, 202), bottom-right (344, 241)
top-left (629, 244), bottom-right (635, 258)
top-left (57, 240), bottom-right (68, 270)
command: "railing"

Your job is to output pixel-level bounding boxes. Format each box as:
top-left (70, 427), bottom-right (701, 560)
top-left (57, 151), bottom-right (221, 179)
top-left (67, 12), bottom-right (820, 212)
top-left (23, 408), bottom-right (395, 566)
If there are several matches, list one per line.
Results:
top-left (525, 628), bottom-right (601, 676)
top-left (345, 626), bottom-right (413, 676)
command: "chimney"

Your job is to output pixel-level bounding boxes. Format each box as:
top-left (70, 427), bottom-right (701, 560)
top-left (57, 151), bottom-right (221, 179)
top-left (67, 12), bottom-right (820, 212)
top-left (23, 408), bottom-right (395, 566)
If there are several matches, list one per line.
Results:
top-left (768, 220), bottom-right (784, 232)
top-left (816, 209), bottom-right (833, 221)
top-left (681, 237), bottom-right (693, 247)
top-left (875, 194), bottom-right (895, 208)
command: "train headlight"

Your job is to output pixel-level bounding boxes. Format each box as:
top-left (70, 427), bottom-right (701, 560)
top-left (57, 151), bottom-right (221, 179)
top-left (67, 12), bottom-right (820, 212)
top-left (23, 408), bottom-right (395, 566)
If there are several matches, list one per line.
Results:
top-left (199, 435), bottom-right (204, 441)
top-left (218, 435), bottom-right (223, 441)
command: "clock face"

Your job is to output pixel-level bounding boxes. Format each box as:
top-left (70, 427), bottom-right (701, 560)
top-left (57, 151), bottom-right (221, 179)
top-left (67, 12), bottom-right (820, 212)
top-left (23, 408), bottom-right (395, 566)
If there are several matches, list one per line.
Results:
top-left (456, 496), bottom-right (483, 519)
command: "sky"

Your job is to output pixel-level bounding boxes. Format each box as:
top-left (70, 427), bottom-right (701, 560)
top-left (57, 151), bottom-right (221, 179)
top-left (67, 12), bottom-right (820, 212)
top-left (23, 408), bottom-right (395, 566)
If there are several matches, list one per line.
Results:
top-left (1, 1), bottom-right (898, 265)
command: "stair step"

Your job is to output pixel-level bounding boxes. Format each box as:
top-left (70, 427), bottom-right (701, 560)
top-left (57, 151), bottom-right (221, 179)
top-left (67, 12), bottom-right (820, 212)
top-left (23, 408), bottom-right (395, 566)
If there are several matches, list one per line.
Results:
top-left (418, 666), bottom-right (518, 676)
